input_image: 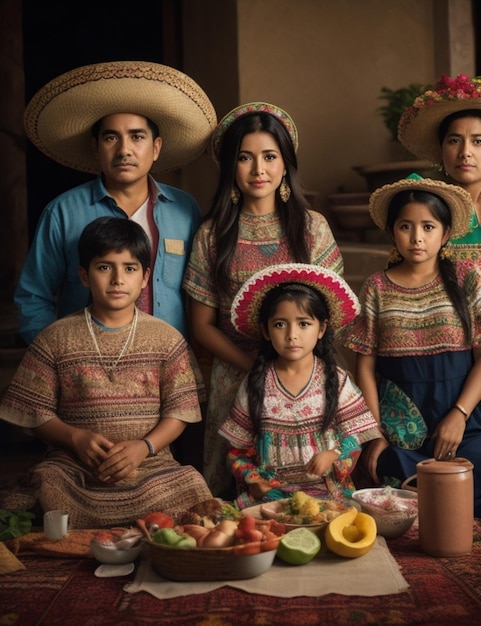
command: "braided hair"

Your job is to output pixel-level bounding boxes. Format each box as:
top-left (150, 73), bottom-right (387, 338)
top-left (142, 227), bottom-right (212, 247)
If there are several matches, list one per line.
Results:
top-left (246, 283), bottom-right (339, 431)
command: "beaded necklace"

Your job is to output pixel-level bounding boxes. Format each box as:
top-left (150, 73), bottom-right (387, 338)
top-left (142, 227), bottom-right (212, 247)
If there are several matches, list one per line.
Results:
top-left (84, 306), bottom-right (138, 380)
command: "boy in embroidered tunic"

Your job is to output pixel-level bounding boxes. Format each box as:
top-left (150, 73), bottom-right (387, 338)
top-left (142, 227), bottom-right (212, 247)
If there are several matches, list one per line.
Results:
top-left (0, 217), bottom-right (212, 528)
top-left (219, 264), bottom-right (382, 509)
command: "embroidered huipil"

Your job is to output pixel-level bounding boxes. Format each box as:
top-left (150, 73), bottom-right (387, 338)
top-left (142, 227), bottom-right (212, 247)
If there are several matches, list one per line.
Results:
top-left (219, 358), bottom-right (381, 507)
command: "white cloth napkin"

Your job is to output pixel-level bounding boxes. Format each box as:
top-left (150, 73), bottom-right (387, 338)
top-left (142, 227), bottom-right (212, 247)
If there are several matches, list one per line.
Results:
top-left (124, 537), bottom-right (409, 599)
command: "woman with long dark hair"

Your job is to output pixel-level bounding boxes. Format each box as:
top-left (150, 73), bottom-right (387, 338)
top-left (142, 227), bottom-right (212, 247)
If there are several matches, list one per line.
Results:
top-left (183, 103), bottom-right (343, 497)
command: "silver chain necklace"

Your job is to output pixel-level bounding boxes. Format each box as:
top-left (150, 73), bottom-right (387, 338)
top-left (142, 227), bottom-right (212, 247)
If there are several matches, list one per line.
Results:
top-left (84, 306), bottom-right (138, 379)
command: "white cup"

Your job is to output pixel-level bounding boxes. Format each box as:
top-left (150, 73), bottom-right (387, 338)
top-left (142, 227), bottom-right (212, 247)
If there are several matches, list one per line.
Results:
top-left (43, 510), bottom-right (69, 539)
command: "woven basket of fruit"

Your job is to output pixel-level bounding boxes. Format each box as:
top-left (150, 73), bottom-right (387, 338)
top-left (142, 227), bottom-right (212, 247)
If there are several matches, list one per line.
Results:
top-left (143, 514), bottom-right (285, 581)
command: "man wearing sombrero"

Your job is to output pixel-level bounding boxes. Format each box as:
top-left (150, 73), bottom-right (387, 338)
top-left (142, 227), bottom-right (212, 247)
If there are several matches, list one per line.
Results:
top-left (14, 61), bottom-right (217, 345)
top-left (398, 74), bottom-right (481, 262)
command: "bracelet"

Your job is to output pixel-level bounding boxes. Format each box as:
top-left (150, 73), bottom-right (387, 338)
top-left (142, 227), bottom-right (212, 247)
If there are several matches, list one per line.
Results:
top-left (454, 403), bottom-right (469, 421)
top-left (142, 437), bottom-right (156, 457)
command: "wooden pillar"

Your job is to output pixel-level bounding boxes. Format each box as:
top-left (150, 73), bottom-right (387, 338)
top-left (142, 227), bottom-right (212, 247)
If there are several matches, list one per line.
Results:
top-left (0, 0), bottom-right (28, 315)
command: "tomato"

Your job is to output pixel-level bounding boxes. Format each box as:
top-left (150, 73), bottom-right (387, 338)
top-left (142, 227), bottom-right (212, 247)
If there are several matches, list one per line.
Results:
top-left (260, 531), bottom-right (281, 552)
top-left (143, 512), bottom-right (174, 529)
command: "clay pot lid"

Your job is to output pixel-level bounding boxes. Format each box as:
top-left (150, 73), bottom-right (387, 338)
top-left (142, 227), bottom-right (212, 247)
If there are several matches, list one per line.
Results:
top-left (416, 457), bottom-right (473, 474)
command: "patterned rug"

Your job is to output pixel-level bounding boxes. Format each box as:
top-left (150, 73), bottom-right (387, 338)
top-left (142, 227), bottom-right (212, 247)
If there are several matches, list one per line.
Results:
top-left (2, 520), bottom-right (481, 626)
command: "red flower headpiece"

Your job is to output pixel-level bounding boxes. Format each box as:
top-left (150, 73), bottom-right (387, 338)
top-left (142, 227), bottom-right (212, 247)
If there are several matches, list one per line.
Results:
top-left (398, 74), bottom-right (481, 163)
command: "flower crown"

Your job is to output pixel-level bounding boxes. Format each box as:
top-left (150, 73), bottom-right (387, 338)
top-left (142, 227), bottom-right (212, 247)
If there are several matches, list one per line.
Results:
top-left (398, 74), bottom-right (481, 130)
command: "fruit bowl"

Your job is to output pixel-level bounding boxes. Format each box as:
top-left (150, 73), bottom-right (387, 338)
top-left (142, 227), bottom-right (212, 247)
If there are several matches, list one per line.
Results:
top-left (351, 487), bottom-right (418, 538)
top-left (144, 538), bottom-right (279, 581)
top-left (247, 498), bottom-right (353, 537)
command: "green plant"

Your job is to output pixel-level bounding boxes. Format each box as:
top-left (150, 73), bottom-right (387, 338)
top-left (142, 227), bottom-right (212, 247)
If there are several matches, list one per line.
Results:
top-left (377, 83), bottom-right (432, 140)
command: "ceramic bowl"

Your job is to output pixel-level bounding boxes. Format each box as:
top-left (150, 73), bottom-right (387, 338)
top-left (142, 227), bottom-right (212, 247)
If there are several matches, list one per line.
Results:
top-left (90, 539), bottom-right (142, 564)
top-left (351, 487), bottom-right (418, 538)
top-left (145, 539), bottom-right (279, 581)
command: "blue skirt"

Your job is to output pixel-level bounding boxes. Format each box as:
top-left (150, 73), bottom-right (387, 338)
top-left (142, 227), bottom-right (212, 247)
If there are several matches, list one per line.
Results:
top-left (376, 350), bottom-right (481, 517)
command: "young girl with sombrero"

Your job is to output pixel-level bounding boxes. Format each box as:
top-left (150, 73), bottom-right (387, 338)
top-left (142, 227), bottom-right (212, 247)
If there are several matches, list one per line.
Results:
top-left (398, 74), bottom-right (481, 261)
top-left (183, 102), bottom-right (343, 498)
top-left (218, 264), bottom-right (382, 509)
top-left (342, 175), bottom-right (481, 516)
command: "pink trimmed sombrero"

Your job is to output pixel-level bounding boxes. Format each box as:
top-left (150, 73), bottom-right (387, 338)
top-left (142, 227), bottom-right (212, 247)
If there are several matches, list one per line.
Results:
top-left (231, 264), bottom-right (360, 340)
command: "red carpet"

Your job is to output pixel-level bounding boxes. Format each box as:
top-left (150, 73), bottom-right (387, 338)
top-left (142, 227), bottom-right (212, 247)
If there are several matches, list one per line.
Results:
top-left (2, 520), bottom-right (481, 625)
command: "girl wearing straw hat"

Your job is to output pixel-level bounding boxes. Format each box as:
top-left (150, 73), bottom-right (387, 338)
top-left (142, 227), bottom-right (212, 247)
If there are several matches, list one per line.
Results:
top-left (398, 74), bottom-right (481, 262)
top-left (15, 61), bottom-right (217, 346)
top-left (218, 264), bottom-right (382, 509)
top-left (183, 103), bottom-right (343, 498)
top-left (342, 175), bottom-right (481, 516)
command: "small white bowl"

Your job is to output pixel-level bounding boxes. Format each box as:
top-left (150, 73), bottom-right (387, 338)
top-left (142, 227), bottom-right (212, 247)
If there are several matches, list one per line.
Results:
top-left (90, 539), bottom-right (142, 564)
top-left (351, 487), bottom-right (418, 539)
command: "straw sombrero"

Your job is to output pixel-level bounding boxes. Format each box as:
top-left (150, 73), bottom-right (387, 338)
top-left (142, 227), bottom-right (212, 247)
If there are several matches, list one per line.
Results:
top-left (398, 74), bottom-right (481, 164)
top-left (210, 102), bottom-right (298, 165)
top-left (231, 264), bottom-right (360, 340)
top-left (368, 173), bottom-right (473, 238)
top-left (24, 61), bottom-right (217, 174)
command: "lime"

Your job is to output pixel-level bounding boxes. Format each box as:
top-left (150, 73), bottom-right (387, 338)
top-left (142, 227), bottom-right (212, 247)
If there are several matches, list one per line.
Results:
top-left (276, 527), bottom-right (321, 565)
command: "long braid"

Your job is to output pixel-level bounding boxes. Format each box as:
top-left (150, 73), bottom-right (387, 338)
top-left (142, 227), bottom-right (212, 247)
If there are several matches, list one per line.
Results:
top-left (247, 341), bottom-right (277, 428)
top-left (315, 325), bottom-right (339, 432)
top-left (439, 254), bottom-right (471, 343)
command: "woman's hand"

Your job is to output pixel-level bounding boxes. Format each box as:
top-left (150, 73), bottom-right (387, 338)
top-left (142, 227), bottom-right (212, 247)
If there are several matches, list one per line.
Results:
top-left (432, 410), bottom-right (466, 461)
top-left (189, 298), bottom-right (254, 372)
top-left (361, 437), bottom-right (389, 484)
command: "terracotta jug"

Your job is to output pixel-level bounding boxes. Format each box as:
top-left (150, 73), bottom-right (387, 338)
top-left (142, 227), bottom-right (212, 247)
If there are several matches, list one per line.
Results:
top-left (406, 457), bottom-right (474, 557)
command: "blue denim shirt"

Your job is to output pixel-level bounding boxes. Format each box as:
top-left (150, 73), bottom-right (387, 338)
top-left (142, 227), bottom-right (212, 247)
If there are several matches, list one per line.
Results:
top-left (14, 175), bottom-right (202, 344)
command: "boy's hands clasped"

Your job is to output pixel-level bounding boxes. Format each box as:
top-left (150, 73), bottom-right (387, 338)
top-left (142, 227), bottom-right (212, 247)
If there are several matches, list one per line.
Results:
top-left (70, 428), bottom-right (147, 483)
top-left (96, 440), bottom-right (149, 482)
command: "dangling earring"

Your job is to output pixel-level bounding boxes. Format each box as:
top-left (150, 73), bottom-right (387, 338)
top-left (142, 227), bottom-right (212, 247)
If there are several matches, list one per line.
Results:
top-left (439, 244), bottom-right (453, 260)
top-left (231, 185), bottom-right (240, 205)
top-left (387, 246), bottom-right (403, 265)
top-left (279, 176), bottom-right (291, 203)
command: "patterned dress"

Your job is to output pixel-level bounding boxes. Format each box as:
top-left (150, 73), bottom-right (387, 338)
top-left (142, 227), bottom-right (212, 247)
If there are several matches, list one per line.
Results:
top-left (343, 261), bottom-right (481, 516)
top-left (0, 310), bottom-right (213, 528)
top-left (219, 358), bottom-right (381, 508)
top-left (183, 209), bottom-right (343, 497)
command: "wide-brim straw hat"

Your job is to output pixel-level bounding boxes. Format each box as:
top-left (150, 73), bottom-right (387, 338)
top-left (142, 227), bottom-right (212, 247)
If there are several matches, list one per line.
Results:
top-left (24, 61), bottom-right (217, 175)
top-left (398, 74), bottom-right (481, 164)
top-left (210, 102), bottom-right (298, 165)
top-left (369, 174), bottom-right (473, 239)
top-left (231, 263), bottom-right (360, 340)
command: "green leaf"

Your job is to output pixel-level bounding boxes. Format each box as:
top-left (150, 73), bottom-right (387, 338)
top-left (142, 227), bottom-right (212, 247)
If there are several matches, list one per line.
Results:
top-left (0, 508), bottom-right (35, 541)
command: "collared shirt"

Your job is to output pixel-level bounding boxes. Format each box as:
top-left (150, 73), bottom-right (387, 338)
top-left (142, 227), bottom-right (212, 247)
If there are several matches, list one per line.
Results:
top-left (14, 175), bottom-right (202, 344)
